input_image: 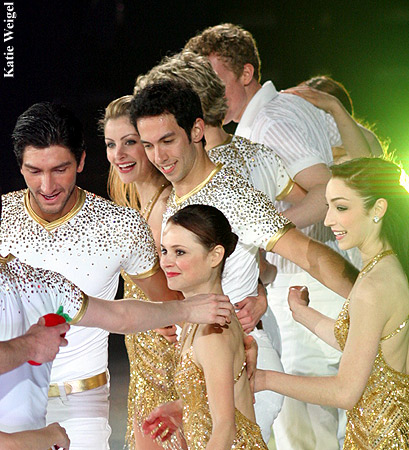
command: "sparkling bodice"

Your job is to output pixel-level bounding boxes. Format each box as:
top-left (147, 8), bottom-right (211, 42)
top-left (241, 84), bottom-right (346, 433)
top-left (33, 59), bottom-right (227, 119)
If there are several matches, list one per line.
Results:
top-left (334, 299), bottom-right (409, 449)
top-left (175, 324), bottom-right (267, 449)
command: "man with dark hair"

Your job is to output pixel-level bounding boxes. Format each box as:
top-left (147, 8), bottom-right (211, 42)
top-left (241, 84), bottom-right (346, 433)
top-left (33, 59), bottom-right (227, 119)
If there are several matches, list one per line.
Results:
top-left (0, 188), bottom-right (232, 449)
top-left (131, 80), bottom-right (358, 444)
top-left (0, 101), bottom-right (181, 450)
top-left (184, 23), bottom-right (360, 448)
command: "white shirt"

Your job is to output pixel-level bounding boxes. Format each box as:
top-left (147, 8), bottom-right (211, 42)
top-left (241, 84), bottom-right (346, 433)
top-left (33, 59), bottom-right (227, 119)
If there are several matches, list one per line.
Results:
top-left (236, 81), bottom-right (347, 273)
top-left (162, 164), bottom-right (293, 304)
top-left (0, 189), bottom-right (158, 383)
top-left (208, 134), bottom-right (292, 202)
top-left (0, 255), bottom-right (84, 432)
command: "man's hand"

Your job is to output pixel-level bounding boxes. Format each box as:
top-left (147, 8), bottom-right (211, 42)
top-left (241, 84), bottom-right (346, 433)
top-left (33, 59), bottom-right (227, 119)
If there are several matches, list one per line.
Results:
top-left (183, 294), bottom-right (232, 326)
top-left (47, 422), bottom-right (70, 449)
top-left (235, 285), bottom-right (267, 333)
top-left (243, 335), bottom-right (258, 401)
top-left (154, 325), bottom-right (178, 344)
top-left (24, 317), bottom-right (70, 364)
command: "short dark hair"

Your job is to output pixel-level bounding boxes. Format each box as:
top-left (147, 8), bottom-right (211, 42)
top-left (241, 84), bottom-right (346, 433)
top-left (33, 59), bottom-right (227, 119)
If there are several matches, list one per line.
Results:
top-left (130, 79), bottom-right (205, 144)
top-left (168, 204), bottom-right (238, 274)
top-left (12, 102), bottom-right (85, 167)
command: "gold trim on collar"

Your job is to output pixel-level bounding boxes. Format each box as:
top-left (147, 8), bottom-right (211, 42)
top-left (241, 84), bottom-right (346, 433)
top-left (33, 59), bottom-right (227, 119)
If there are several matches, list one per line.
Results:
top-left (0, 254), bottom-right (16, 264)
top-left (175, 163), bottom-right (223, 205)
top-left (24, 188), bottom-right (86, 231)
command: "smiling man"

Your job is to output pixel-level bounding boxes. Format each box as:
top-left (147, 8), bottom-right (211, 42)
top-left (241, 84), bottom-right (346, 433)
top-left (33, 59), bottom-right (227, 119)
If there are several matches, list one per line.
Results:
top-left (131, 80), bottom-right (358, 444)
top-left (0, 102), bottom-right (182, 450)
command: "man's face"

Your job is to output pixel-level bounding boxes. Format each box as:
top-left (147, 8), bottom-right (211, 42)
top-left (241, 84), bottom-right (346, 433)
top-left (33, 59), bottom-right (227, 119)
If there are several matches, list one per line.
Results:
top-left (137, 113), bottom-right (201, 191)
top-left (20, 145), bottom-right (85, 222)
top-left (208, 53), bottom-right (248, 124)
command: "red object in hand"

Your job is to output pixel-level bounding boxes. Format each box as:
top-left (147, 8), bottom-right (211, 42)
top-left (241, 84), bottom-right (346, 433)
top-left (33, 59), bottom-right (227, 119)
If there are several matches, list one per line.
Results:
top-left (28, 313), bottom-right (67, 366)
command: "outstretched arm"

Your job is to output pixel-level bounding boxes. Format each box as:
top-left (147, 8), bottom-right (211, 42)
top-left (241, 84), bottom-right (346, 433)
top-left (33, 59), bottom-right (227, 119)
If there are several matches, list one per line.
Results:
top-left (272, 227), bottom-right (358, 298)
top-left (283, 163), bottom-right (331, 228)
top-left (78, 293), bottom-right (232, 333)
top-left (255, 279), bottom-right (386, 410)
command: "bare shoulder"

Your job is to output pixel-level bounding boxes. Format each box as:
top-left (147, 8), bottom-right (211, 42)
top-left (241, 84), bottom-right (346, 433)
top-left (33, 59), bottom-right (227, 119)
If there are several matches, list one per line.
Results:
top-left (195, 317), bottom-right (242, 349)
top-left (352, 256), bottom-right (408, 312)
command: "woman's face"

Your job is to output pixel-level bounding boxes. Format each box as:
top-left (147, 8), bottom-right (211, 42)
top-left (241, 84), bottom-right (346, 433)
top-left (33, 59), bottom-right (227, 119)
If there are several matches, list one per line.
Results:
top-left (160, 222), bottom-right (218, 295)
top-left (324, 177), bottom-right (376, 251)
top-left (105, 116), bottom-right (154, 184)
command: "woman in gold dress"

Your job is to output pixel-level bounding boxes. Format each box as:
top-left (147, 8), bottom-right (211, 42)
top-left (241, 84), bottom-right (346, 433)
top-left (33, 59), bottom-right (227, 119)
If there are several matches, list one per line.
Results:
top-left (142, 204), bottom-right (267, 449)
top-left (101, 96), bottom-right (185, 450)
top-left (255, 157), bottom-right (409, 449)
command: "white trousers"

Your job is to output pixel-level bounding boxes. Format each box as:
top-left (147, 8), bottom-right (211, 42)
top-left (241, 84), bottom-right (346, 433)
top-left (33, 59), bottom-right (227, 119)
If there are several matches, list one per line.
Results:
top-left (266, 272), bottom-right (346, 450)
top-left (46, 383), bottom-right (111, 450)
top-left (251, 310), bottom-right (284, 444)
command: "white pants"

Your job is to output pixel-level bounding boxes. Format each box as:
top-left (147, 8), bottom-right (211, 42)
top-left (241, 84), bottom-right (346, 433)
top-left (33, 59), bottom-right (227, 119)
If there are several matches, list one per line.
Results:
top-left (266, 272), bottom-right (346, 450)
top-left (251, 311), bottom-right (284, 444)
top-left (46, 383), bottom-right (111, 450)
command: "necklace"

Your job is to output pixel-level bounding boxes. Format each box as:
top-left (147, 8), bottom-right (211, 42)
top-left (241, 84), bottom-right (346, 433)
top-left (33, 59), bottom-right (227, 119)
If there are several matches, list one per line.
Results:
top-left (359, 249), bottom-right (395, 278)
top-left (140, 183), bottom-right (170, 221)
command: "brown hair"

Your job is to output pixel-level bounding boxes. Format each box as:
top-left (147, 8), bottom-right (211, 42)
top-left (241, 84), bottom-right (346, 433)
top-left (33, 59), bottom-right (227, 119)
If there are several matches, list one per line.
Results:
top-left (300, 76), bottom-right (354, 115)
top-left (168, 204), bottom-right (238, 274)
top-left (135, 51), bottom-right (227, 127)
top-left (184, 23), bottom-right (261, 82)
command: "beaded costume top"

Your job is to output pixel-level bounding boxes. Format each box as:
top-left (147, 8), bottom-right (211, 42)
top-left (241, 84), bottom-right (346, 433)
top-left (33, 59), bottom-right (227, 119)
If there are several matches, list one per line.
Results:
top-left (207, 134), bottom-right (292, 201)
top-left (163, 164), bottom-right (293, 305)
top-left (334, 264), bottom-right (409, 449)
top-left (122, 272), bottom-right (180, 450)
top-left (174, 322), bottom-right (268, 449)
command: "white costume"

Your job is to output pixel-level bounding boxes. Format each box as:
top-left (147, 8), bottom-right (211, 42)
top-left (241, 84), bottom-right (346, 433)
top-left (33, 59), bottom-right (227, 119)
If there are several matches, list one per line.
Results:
top-left (236, 81), bottom-right (347, 449)
top-left (0, 254), bottom-right (85, 433)
top-left (208, 134), bottom-right (293, 201)
top-left (163, 163), bottom-right (293, 442)
top-left (0, 188), bottom-right (158, 450)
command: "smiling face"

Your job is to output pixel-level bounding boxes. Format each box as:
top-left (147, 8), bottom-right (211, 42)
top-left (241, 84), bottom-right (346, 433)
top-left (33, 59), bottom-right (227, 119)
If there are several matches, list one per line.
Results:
top-left (207, 54), bottom-right (248, 125)
top-left (160, 222), bottom-right (221, 296)
top-left (105, 116), bottom-right (155, 184)
top-left (324, 177), bottom-right (378, 252)
top-left (137, 113), bottom-right (200, 189)
top-left (20, 145), bottom-right (85, 222)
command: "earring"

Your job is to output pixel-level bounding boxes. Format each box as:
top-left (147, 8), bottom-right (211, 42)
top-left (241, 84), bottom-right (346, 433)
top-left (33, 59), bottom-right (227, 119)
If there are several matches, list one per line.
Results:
top-left (373, 216), bottom-right (380, 223)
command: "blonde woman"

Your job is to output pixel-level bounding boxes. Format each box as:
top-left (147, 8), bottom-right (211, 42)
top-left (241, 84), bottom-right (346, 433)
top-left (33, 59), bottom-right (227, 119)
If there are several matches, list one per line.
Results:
top-left (100, 96), bottom-right (183, 450)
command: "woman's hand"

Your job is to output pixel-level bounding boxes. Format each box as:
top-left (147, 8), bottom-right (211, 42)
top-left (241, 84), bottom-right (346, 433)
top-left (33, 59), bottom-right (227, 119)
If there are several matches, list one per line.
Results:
top-left (288, 286), bottom-right (310, 322)
top-left (142, 400), bottom-right (183, 442)
top-left (283, 86), bottom-right (341, 115)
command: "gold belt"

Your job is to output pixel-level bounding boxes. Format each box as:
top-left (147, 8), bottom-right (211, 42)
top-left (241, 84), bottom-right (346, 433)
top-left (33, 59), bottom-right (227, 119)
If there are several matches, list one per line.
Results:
top-left (48, 371), bottom-right (108, 397)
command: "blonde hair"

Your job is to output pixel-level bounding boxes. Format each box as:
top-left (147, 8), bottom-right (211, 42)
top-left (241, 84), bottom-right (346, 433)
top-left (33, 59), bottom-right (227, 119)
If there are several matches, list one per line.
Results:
top-left (134, 51), bottom-right (227, 127)
top-left (100, 95), bottom-right (140, 210)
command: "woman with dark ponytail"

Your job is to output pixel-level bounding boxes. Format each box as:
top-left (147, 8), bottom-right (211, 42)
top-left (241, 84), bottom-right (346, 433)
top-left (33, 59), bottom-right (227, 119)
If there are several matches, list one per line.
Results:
top-left (255, 157), bottom-right (409, 449)
top-left (143, 204), bottom-right (268, 449)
